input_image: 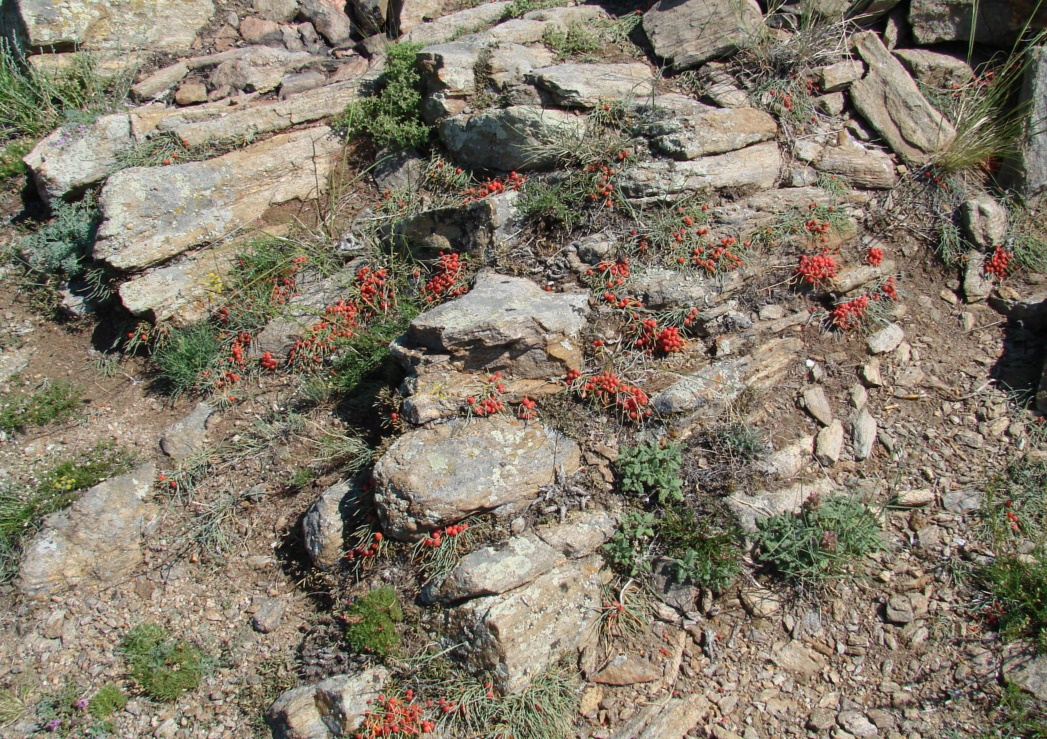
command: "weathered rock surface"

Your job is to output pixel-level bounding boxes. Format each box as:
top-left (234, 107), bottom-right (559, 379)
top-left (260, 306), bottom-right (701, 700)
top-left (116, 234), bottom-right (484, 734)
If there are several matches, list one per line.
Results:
top-left (631, 96), bottom-right (778, 160)
top-left (298, 0), bottom-right (353, 45)
top-left (1003, 641), bottom-right (1047, 702)
top-left (208, 47), bottom-right (318, 94)
top-left (95, 127), bottom-right (340, 271)
top-left (815, 419), bottom-right (845, 466)
top-left (618, 141), bottom-right (782, 201)
top-left (13, 0), bottom-right (214, 53)
top-left (373, 416), bottom-right (581, 540)
top-left (963, 250), bottom-right (994, 303)
top-left (19, 463), bottom-right (158, 600)
top-left (611, 693), bottom-right (713, 738)
top-left (302, 480), bottom-right (352, 569)
top-left (866, 323), bottom-right (905, 354)
top-left (394, 270), bottom-right (589, 378)
top-left (591, 654), bottom-right (660, 685)
top-left (642, 0), bottom-right (765, 72)
top-left (402, 0), bottom-right (511, 45)
top-left (438, 106), bottom-right (585, 172)
top-left (627, 265), bottom-right (745, 310)
top-left (448, 554), bottom-right (608, 693)
top-left (801, 385), bottom-right (833, 426)
top-left (24, 115), bottom-right (132, 203)
top-left (849, 32), bottom-right (955, 166)
top-left (909, 0), bottom-right (1047, 46)
top-left (256, 0), bottom-right (301, 22)
top-left (852, 407), bottom-right (877, 461)
top-left (131, 62), bottom-right (192, 101)
top-left (387, 193), bottom-right (522, 258)
top-left (160, 402), bottom-right (214, 462)
top-left (652, 359), bottom-right (748, 415)
top-left (893, 48), bottom-right (973, 88)
top-left (808, 135), bottom-right (897, 189)
top-left (817, 59), bottom-right (865, 92)
top-left (1005, 46), bottom-right (1047, 199)
top-left (729, 479), bottom-right (834, 533)
top-left (267, 667), bottom-right (388, 739)
top-left (429, 512), bottom-right (616, 602)
top-left (527, 63), bottom-right (655, 109)
top-left (962, 195), bottom-right (1008, 250)
top-left (117, 243), bottom-right (239, 325)
top-left (255, 265), bottom-right (361, 359)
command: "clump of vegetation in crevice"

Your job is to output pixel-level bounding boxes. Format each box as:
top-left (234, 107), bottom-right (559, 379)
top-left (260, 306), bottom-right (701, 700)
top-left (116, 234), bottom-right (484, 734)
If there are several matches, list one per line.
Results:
top-left (340, 42), bottom-right (430, 150)
top-left (0, 377), bottom-right (84, 434)
top-left (120, 623), bottom-right (207, 702)
top-left (340, 586), bottom-right (404, 657)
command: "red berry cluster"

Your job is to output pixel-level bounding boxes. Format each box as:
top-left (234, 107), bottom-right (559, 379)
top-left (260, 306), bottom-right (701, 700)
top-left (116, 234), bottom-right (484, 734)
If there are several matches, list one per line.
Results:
top-left (356, 266), bottom-right (393, 315)
top-left (587, 257), bottom-right (630, 289)
top-left (879, 275), bottom-right (898, 301)
top-left (830, 295), bottom-right (870, 330)
top-left (656, 326), bottom-right (685, 354)
top-left (465, 372), bottom-right (505, 417)
top-left (984, 245), bottom-right (1012, 280)
top-left (572, 370), bottom-right (652, 421)
top-left (271, 255), bottom-right (308, 305)
top-left (461, 172), bottom-right (526, 204)
top-left (346, 532), bottom-right (384, 561)
top-left (585, 161), bottom-right (619, 208)
top-left (866, 247), bottom-right (884, 266)
top-left (421, 523), bottom-right (469, 548)
top-left (421, 252), bottom-right (468, 303)
top-left (288, 298), bottom-right (360, 367)
top-left (259, 351), bottom-right (278, 371)
top-left (795, 249), bottom-right (839, 285)
top-left (517, 396), bottom-right (537, 420)
top-left (356, 690), bottom-right (435, 738)
top-left (601, 292), bottom-right (642, 309)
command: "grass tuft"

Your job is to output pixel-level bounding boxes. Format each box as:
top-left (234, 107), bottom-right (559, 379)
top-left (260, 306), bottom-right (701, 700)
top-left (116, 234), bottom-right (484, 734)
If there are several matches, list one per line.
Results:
top-left (151, 322), bottom-right (223, 395)
top-left (0, 378), bottom-right (83, 434)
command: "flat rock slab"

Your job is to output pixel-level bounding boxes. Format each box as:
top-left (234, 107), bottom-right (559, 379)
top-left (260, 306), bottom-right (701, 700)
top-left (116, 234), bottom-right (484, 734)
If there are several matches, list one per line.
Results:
top-left (373, 415), bottom-right (581, 541)
top-left (15, 0), bottom-right (213, 53)
top-left (642, 0), bottom-right (764, 72)
top-left (19, 463), bottom-right (157, 600)
top-left (95, 127), bottom-right (340, 271)
top-left (398, 270), bottom-right (589, 378)
top-left (118, 242), bottom-right (239, 325)
top-left (631, 95), bottom-right (777, 159)
top-left (24, 114), bottom-right (132, 203)
top-left (403, 0), bottom-right (511, 45)
top-left (526, 63), bottom-right (655, 109)
top-left (448, 554), bottom-right (609, 693)
top-left (430, 512), bottom-right (616, 602)
top-left (439, 106), bottom-right (585, 172)
top-left (618, 141), bottom-right (781, 202)
top-left (849, 31), bottom-right (955, 166)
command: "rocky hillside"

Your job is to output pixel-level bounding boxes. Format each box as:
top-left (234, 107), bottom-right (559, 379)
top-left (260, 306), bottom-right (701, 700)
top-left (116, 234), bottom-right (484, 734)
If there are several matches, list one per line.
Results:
top-left (1, 0), bottom-right (1047, 737)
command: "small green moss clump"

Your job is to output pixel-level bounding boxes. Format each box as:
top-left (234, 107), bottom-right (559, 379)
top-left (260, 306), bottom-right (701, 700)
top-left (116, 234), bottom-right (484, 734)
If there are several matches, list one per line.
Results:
top-left (342, 586), bottom-right (404, 657)
top-left (120, 623), bottom-right (206, 702)
top-left (88, 683), bottom-right (127, 718)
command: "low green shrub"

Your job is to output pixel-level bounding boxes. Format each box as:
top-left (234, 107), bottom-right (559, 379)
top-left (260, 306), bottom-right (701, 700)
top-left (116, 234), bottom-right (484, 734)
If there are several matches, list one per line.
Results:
top-left (617, 441), bottom-right (684, 506)
top-left (342, 586), bottom-right (403, 657)
top-left (15, 198), bottom-right (100, 278)
top-left (753, 494), bottom-right (882, 585)
top-left (660, 504), bottom-right (741, 591)
top-left (120, 623), bottom-right (206, 702)
top-left (88, 684), bottom-right (127, 719)
top-left (980, 552), bottom-right (1047, 651)
top-left (340, 42), bottom-right (430, 150)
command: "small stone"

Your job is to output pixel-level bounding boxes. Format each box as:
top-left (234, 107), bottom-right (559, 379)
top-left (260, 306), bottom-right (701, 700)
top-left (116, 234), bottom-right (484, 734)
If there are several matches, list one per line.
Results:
top-left (159, 402), bottom-right (214, 462)
top-left (1003, 641), bottom-right (1047, 701)
top-left (802, 385), bottom-right (834, 426)
top-left (867, 324), bottom-right (905, 355)
top-left (759, 304), bottom-right (786, 320)
top-left (838, 710), bottom-right (879, 736)
top-left (740, 587), bottom-right (780, 618)
top-left (860, 359), bottom-right (884, 387)
top-left (174, 81), bottom-right (208, 106)
top-left (961, 312), bottom-right (976, 332)
top-left (251, 597), bottom-right (287, 633)
top-left (939, 289), bottom-right (959, 305)
top-left (590, 654), bottom-right (660, 685)
top-left (41, 610), bottom-right (66, 640)
top-left (942, 488), bottom-right (981, 514)
top-left (963, 251), bottom-right (994, 303)
top-left (895, 489), bottom-right (934, 507)
top-left (815, 419), bottom-right (845, 466)
top-left (808, 708), bottom-right (838, 731)
top-left (852, 407), bottom-right (877, 461)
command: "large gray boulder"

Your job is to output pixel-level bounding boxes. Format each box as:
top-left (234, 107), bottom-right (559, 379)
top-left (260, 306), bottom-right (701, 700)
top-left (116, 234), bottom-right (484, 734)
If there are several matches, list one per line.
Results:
top-left (1005, 45), bottom-right (1047, 200)
top-left (526, 63), bottom-right (656, 109)
top-left (642, 0), bottom-right (765, 72)
top-left (23, 115), bottom-right (132, 203)
top-left (267, 668), bottom-right (388, 739)
top-left (94, 127), bottom-right (341, 271)
top-left (849, 31), bottom-right (955, 166)
top-left (18, 463), bottom-right (158, 600)
top-left (447, 554), bottom-right (609, 693)
top-left (439, 106), bottom-right (585, 171)
top-left (631, 95), bottom-right (778, 159)
top-left (617, 141), bottom-right (782, 201)
top-left (909, 0), bottom-right (1047, 46)
top-left (373, 416), bottom-right (581, 540)
top-left (12, 0), bottom-right (213, 53)
top-left (395, 270), bottom-right (590, 378)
